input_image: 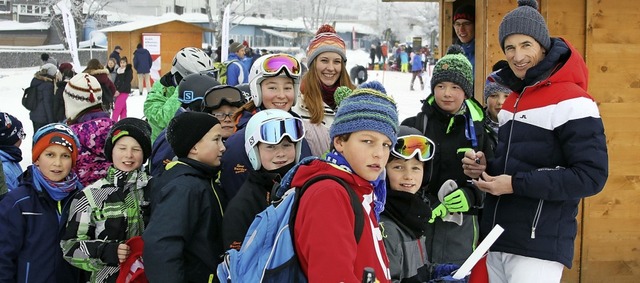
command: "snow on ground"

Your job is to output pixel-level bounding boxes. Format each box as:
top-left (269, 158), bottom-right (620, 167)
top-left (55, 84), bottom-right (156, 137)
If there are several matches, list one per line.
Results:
top-left (0, 49), bottom-right (431, 170)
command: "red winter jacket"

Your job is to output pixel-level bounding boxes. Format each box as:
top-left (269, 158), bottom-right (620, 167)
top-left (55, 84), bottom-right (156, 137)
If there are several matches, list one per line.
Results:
top-left (292, 160), bottom-right (391, 283)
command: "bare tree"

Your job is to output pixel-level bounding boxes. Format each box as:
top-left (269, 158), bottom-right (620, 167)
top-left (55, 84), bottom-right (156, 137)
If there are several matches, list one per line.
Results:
top-left (301, 0), bottom-right (340, 32)
top-left (43, 0), bottom-right (116, 48)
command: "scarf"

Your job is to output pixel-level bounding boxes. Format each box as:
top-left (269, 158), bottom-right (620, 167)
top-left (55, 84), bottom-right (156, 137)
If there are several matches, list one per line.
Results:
top-left (32, 166), bottom-right (81, 201)
top-left (0, 146), bottom-right (23, 162)
top-left (325, 150), bottom-right (386, 220)
top-left (320, 83), bottom-right (339, 109)
top-left (383, 189), bottom-right (430, 238)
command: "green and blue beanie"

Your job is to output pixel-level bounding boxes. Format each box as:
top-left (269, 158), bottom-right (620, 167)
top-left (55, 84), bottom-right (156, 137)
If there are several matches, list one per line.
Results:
top-left (431, 44), bottom-right (474, 98)
top-left (330, 81), bottom-right (399, 145)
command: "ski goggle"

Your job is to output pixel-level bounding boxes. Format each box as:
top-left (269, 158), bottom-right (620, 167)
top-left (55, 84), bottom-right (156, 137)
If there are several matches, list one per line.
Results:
top-left (262, 54), bottom-right (301, 78)
top-left (245, 117), bottom-right (305, 151)
top-left (392, 135), bottom-right (436, 162)
top-left (202, 85), bottom-right (245, 110)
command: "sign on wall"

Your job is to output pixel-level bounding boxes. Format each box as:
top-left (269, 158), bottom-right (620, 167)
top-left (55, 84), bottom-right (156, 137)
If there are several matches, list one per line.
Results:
top-left (142, 33), bottom-right (161, 83)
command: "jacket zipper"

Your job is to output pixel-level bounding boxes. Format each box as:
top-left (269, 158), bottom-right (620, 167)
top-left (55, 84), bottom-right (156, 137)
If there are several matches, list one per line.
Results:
top-left (531, 200), bottom-right (544, 239)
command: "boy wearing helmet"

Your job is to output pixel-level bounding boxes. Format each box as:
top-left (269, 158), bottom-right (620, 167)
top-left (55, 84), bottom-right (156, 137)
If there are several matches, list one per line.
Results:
top-left (143, 47), bottom-right (215, 142)
top-left (222, 109), bottom-right (305, 250)
top-left (148, 73), bottom-right (226, 177)
top-left (220, 53), bottom-right (313, 199)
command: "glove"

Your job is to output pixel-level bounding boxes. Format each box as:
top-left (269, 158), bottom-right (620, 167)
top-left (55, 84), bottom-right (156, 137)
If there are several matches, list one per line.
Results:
top-left (429, 203), bottom-right (448, 223)
top-left (443, 189), bottom-right (470, 213)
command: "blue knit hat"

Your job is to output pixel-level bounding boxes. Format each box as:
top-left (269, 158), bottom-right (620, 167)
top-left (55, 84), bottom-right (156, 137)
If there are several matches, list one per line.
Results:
top-left (330, 81), bottom-right (399, 145)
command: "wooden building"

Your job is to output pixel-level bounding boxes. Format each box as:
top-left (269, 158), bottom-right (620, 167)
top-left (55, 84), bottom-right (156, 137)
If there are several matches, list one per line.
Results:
top-left (101, 17), bottom-right (209, 87)
top-left (387, 0), bottom-right (640, 282)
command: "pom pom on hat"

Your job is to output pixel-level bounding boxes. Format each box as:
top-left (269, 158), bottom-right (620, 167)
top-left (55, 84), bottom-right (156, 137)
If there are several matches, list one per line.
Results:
top-left (63, 73), bottom-right (102, 120)
top-left (166, 112), bottom-right (220, 158)
top-left (0, 112), bottom-right (25, 146)
top-left (306, 24), bottom-right (347, 65)
top-left (330, 80), bottom-right (399, 145)
top-left (499, 0), bottom-right (550, 51)
top-left (104, 118), bottom-right (152, 163)
top-left (430, 45), bottom-right (474, 98)
top-left (32, 123), bottom-right (80, 167)
top-left (333, 86), bottom-right (353, 108)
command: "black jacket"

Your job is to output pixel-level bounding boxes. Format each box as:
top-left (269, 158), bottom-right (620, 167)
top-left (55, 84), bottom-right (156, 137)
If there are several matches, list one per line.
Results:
top-left (143, 158), bottom-right (227, 283)
top-left (114, 64), bottom-right (133, 93)
top-left (402, 96), bottom-right (495, 265)
top-left (222, 170), bottom-right (279, 250)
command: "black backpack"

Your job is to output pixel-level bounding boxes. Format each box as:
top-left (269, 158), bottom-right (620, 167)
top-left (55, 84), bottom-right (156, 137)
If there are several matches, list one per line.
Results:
top-left (22, 86), bottom-right (38, 111)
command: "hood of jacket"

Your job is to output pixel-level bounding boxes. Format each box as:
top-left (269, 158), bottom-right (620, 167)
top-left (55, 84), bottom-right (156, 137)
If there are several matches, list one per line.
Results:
top-left (495, 37), bottom-right (586, 94)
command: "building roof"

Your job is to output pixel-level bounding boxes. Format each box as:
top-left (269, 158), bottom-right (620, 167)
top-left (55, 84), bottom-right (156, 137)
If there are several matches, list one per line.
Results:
top-left (334, 22), bottom-right (378, 35)
top-left (260, 28), bottom-right (294, 39)
top-left (99, 15), bottom-right (205, 32)
top-left (0, 21), bottom-right (50, 31)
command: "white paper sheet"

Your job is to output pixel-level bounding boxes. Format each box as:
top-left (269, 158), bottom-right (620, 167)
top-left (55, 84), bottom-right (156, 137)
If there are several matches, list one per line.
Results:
top-left (452, 224), bottom-right (505, 279)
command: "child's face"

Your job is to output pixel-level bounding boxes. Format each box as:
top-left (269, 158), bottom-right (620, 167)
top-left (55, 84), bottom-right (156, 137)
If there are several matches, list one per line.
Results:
top-left (314, 52), bottom-right (342, 86)
top-left (385, 158), bottom-right (424, 194)
top-left (260, 76), bottom-right (295, 111)
top-left (111, 136), bottom-right (144, 172)
top-left (486, 91), bottom-right (509, 120)
top-left (107, 60), bottom-right (115, 68)
top-left (333, 130), bottom-right (392, 182)
top-left (190, 124), bottom-right (225, 167)
top-left (434, 81), bottom-right (466, 114)
top-left (258, 139), bottom-right (296, 171)
top-left (119, 60), bottom-right (127, 68)
top-left (210, 104), bottom-right (239, 139)
top-left (34, 144), bottom-right (73, 182)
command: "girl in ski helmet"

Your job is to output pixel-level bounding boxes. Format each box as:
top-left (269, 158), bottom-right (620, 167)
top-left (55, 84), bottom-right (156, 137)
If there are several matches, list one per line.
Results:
top-left (220, 53), bottom-right (313, 199)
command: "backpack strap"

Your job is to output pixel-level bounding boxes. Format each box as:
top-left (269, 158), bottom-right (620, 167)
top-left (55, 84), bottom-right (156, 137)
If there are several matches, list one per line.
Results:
top-left (415, 112), bottom-right (428, 134)
top-left (290, 174), bottom-right (365, 243)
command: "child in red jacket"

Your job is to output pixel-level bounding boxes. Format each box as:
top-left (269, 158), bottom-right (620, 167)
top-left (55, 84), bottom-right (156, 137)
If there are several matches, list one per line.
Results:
top-left (292, 81), bottom-right (398, 283)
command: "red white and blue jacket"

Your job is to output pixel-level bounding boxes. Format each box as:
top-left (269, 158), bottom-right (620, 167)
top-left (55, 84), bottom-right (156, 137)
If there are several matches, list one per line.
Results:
top-left (484, 38), bottom-right (608, 268)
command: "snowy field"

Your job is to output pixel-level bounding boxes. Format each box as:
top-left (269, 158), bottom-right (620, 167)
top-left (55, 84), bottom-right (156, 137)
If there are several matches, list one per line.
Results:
top-left (0, 49), bottom-right (431, 169)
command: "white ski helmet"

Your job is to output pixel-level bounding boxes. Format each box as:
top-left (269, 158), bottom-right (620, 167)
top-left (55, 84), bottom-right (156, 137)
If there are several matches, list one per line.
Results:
top-left (244, 109), bottom-right (305, 170)
top-left (171, 47), bottom-right (214, 83)
top-left (248, 53), bottom-right (301, 108)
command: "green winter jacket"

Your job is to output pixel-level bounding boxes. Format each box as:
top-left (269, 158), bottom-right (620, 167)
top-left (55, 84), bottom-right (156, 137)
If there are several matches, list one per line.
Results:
top-left (143, 80), bottom-right (178, 143)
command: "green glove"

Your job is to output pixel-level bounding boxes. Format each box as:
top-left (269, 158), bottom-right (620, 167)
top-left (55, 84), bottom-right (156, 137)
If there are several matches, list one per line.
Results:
top-left (429, 203), bottom-right (448, 223)
top-left (443, 189), bottom-right (470, 213)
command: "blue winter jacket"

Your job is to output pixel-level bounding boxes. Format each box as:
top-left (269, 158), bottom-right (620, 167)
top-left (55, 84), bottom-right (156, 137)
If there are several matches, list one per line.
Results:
top-left (484, 38), bottom-right (608, 268)
top-left (226, 53), bottom-right (248, 86)
top-left (0, 166), bottom-right (81, 283)
top-left (0, 149), bottom-right (22, 193)
top-left (219, 110), bottom-right (313, 199)
top-left (459, 38), bottom-right (475, 74)
top-left (133, 47), bottom-right (153, 74)
top-left (411, 54), bottom-right (423, 72)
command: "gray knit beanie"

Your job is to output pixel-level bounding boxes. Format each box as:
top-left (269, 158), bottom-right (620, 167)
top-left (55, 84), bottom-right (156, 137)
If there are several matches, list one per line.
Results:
top-left (484, 82), bottom-right (511, 104)
top-left (498, 0), bottom-right (550, 51)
